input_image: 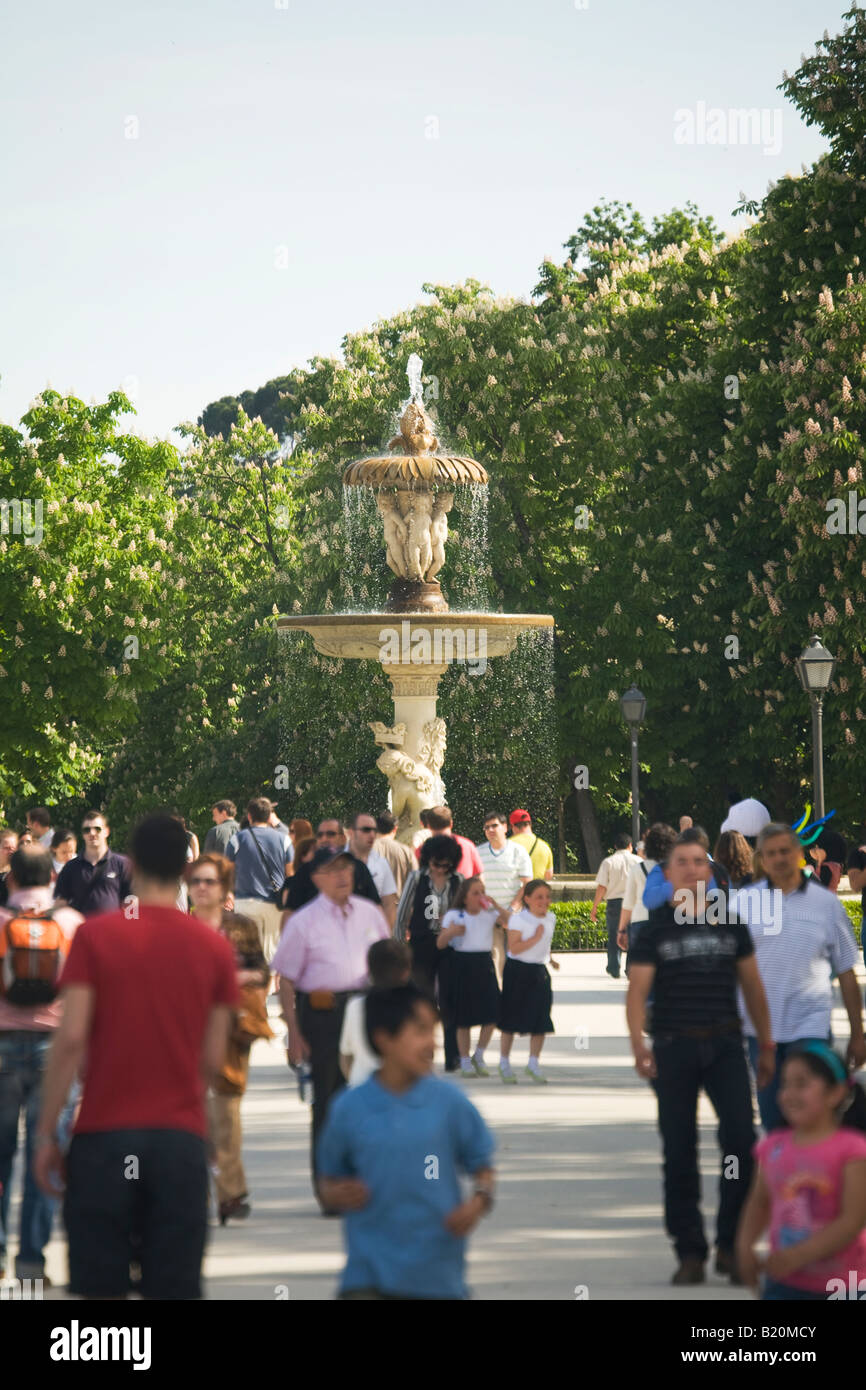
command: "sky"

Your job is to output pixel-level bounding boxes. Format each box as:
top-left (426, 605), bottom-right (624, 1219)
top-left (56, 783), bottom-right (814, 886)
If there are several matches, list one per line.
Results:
top-left (0, 0), bottom-right (849, 443)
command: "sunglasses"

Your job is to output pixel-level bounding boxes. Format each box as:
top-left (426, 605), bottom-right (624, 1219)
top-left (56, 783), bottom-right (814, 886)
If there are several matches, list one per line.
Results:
top-left (83, 827), bottom-right (105, 835)
top-left (356, 827), bottom-right (377, 834)
top-left (190, 877), bottom-right (219, 887)
top-left (318, 830), bottom-right (340, 838)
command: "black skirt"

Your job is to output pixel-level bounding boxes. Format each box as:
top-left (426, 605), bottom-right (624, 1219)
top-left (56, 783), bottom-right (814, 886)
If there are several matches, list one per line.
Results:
top-left (449, 950), bottom-right (501, 1027)
top-left (499, 958), bottom-right (554, 1036)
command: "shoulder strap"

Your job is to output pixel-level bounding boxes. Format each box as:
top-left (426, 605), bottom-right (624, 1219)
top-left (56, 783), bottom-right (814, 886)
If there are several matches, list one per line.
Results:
top-left (249, 829), bottom-right (282, 891)
top-left (529, 837), bottom-right (538, 857)
top-left (640, 861), bottom-right (648, 878)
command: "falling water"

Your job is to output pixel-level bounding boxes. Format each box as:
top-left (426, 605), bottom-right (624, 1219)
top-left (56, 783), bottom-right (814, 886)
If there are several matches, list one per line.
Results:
top-left (438, 625), bottom-right (557, 836)
top-left (445, 483), bottom-right (492, 612)
top-left (340, 483), bottom-right (387, 611)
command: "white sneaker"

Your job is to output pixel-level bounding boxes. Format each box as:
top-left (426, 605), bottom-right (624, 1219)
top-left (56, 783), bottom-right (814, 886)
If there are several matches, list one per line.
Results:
top-left (459, 1059), bottom-right (475, 1078)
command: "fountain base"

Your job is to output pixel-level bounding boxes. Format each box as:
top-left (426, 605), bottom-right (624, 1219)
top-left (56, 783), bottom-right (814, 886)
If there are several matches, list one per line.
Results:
top-left (385, 578), bottom-right (448, 614)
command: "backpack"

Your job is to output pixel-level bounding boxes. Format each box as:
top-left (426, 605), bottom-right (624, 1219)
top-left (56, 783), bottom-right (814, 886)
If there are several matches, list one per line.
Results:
top-left (0, 909), bottom-right (69, 1005)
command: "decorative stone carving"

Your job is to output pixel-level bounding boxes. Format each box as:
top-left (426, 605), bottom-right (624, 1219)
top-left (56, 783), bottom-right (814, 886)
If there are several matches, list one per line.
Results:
top-left (370, 721), bottom-right (439, 840)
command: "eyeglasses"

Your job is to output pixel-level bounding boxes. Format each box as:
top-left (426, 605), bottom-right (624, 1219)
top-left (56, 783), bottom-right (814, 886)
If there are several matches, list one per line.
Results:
top-left (431, 860), bottom-right (451, 869)
top-left (190, 877), bottom-right (219, 887)
top-left (83, 827), bottom-right (105, 835)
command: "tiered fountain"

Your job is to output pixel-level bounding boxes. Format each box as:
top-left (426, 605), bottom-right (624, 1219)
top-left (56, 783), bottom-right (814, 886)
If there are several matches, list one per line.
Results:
top-left (278, 355), bottom-right (553, 843)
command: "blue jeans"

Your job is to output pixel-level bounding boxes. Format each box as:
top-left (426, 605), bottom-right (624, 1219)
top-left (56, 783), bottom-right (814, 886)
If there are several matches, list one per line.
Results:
top-left (763, 1279), bottom-right (827, 1301)
top-left (0, 1030), bottom-right (77, 1274)
top-left (605, 898), bottom-right (623, 976)
top-left (746, 1036), bottom-right (830, 1132)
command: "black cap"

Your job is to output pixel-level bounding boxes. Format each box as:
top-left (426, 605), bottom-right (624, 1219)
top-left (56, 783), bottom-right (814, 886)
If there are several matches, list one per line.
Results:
top-left (309, 846), bottom-right (354, 873)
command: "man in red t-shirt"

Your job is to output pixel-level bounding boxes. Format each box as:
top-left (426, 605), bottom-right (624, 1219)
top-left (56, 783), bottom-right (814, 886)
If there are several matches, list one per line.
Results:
top-left (34, 815), bottom-right (238, 1300)
top-left (414, 806), bottom-right (484, 879)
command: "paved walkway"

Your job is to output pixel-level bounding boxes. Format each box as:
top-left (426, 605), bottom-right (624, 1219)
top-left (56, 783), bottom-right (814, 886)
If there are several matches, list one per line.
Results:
top-left (27, 952), bottom-right (862, 1301)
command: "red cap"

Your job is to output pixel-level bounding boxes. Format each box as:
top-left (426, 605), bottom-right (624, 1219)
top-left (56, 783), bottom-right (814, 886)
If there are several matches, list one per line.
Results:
top-left (509, 809), bottom-right (531, 826)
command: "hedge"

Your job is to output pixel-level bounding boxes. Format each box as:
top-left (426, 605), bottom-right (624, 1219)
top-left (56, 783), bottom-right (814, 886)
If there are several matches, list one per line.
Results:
top-left (551, 898), bottom-right (864, 952)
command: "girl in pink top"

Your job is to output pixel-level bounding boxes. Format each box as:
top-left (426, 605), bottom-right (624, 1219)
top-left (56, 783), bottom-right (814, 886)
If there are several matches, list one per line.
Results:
top-left (737, 1042), bottom-right (866, 1300)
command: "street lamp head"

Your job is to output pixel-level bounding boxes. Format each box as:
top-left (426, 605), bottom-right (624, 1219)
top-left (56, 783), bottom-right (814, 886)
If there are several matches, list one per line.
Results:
top-left (795, 636), bottom-right (836, 695)
top-left (620, 683), bottom-right (647, 726)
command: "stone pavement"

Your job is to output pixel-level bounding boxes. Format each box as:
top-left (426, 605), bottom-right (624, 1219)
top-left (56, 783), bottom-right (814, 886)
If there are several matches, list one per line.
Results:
top-left (28, 951), bottom-right (862, 1301)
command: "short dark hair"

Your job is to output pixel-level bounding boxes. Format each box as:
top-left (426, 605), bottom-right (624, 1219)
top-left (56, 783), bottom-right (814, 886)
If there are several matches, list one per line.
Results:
top-left (364, 984), bottom-right (437, 1056)
top-left (51, 827), bottom-right (76, 849)
top-left (349, 811), bottom-right (376, 830)
top-left (483, 811), bottom-right (507, 828)
top-left (247, 798), bottom-right (271, 825)
top-left (82, 809), bottom-right (108, 828)
top-left (427, 806), bottom-right (453, 832)
top-left (317, 817), bottom-right (345, 835)
top-left (614, 832), bottom-right (632, 850)
top-left (129, 815), bottom-right (189, 882)
top-left (27, 806), bottom-right (52, 829)
top-left (419, 833), bottom-right (461, 872)
top-left (213, 800), bottom-right (236, 817)
top-left (678, 825), bottom-right (710, 851)
top-left (9, 847), bottom-right (53, 888)
top-left (418, 809), bottom-right (432, 828)
top-left (376, 811), bottom-right (396, 835)
top-left (644, 822), bottom-right (677, 863)
top-left (367, 938), bottom-right (411, 987)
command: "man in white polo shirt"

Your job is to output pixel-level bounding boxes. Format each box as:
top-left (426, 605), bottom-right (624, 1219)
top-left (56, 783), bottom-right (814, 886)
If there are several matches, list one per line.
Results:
top-left (477, 811), bottom-right (532, 980)
top-left (591, 832), bottom-right (640, 979)
top-left (738, 821), bottom-right (866, 1131)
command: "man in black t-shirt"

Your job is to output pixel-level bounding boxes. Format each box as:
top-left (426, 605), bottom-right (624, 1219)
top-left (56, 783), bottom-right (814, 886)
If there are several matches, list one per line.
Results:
top-left (627, 837), bottom-right (774, 1288)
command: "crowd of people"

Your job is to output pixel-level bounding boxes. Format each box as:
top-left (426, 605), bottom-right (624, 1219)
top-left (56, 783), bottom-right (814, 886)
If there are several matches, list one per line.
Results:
top-left (0, 790), bottom-right (864, 1301)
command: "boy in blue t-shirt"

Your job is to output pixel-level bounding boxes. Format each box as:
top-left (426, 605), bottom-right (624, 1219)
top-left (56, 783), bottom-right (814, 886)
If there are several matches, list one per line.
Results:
top-left (317, 984), bottom-right (496, 1299)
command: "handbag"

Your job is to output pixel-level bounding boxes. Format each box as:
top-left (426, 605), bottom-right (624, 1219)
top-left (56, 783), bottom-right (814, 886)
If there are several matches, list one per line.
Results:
top-left (248, 828), bottom-right (285, 907)
top-left (232, 983), bottom-right (274, 1045)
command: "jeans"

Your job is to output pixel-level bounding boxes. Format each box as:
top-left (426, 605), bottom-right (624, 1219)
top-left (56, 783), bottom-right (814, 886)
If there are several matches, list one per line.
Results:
top-left (652, 1032), bottom-right (755, 1261)
top-left (746, 1036), bottom-right (830, 1132)
top-left (605, 898), bottom-right (623, 976)
top-left (762, 1279), bottom-right (827, 1301)
top-left (0, 1030), bottom-right (77, 1274)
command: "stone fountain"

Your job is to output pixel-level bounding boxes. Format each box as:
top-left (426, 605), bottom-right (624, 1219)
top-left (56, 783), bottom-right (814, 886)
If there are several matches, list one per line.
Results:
top-left (278, 355), bottom-right (553, 843)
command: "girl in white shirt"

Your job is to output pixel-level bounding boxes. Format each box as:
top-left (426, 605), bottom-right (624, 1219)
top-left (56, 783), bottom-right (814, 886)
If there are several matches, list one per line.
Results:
top-left (499, 880), bottom-right (559, 1085)
top-left (438, 877), bottom-right (510, 1078)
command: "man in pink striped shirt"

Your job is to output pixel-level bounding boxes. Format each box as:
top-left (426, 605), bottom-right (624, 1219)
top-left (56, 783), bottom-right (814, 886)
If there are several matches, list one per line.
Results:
top-left (273, 846), bottom-right (388, 1210)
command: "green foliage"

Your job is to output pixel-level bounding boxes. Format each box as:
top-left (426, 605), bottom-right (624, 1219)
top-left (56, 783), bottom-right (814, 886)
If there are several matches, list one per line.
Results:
top-left (6, 7), bottom-right (866, 860)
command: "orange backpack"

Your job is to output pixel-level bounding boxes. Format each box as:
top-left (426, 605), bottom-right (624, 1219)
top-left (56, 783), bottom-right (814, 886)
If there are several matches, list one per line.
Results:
top-left (0, 910), bottom-right (69, 1005)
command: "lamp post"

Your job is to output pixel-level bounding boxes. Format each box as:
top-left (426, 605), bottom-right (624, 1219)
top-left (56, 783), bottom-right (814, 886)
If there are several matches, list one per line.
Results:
top-left (619, 684), bottom-right (646, 848)
top-left (794, 636), bottom-right (836, 820)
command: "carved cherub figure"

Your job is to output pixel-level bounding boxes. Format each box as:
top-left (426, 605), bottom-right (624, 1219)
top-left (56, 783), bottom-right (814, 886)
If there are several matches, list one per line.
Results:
top-left (426, 493), bottom-right (453, 580)
top-left (388, 402), bottom-right (440, 456)
top-left (405, 492), bottom-right (434, 580)
top-left (377, 493), bottom-right (409, 577)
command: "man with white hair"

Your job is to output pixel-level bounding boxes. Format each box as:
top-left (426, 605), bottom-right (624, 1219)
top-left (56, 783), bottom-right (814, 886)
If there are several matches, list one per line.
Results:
top-left (737, 821), bottom-right (865, 1131)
